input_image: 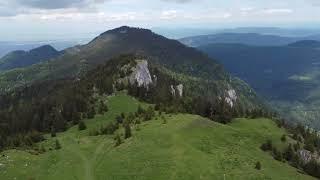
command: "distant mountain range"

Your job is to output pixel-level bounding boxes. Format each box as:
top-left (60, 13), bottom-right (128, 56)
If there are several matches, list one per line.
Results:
top-left (198, 41), bottom-right (320, 129)
top-left (214, 27), bottom-right (320, 37)
top-left (153, 27), bottom-right (320, 39)
top-left (288, 40), bottom-right (320, 49)
top-left (179, 33), bottom-right (320, 47)
top-left (0, 40), bottom-right (89, 58)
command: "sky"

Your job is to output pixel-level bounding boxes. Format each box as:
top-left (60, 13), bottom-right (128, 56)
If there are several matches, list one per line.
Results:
top-left (0, 0), bottom-right (319, 41)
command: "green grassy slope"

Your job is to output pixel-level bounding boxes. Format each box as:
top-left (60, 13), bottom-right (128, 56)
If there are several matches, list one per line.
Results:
top-left (0, 94), bottom-right (314, 180)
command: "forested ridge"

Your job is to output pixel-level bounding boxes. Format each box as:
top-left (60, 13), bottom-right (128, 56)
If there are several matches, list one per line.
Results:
top-left (0, 54), bottom-right (264, 150)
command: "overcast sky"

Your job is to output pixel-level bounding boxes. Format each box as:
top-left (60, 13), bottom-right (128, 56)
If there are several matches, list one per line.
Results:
top-left (0, 0), bottom-right (319, 41)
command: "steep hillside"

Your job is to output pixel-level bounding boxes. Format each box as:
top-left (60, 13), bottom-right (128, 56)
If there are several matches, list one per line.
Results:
top-left (0, 54), bottom-right (261, 149)
top-left (0, 94), bottom-right (315, 180)
top-left (198, 43), bottom-right (320, 129)
top-left (0, 45), bottom-right (60, 71)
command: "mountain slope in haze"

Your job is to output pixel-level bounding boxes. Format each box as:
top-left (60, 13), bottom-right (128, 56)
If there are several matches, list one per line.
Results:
top-left (0, 26), bottom-right (229, 92)
top-left (198, 43), bottom-right (320, 129)
top-left (288, 40), bottom-right (320, 49)
top-left (179, 33), bottom-right (305, 47)
top-left (0, 45), bottom-right (60, 71)
top-left (216, 27), bottom-right (320, 37)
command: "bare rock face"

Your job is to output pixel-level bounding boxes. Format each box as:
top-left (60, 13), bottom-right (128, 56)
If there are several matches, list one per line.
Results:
top-left (129, 60), bottom-right (153, 88)
top-left (170, 85), bottom-right (176, 96)
top-left (176, 84), bottom-right (183, 97)
top-left (224, 89), bottom-right (238, 107)
top-left (298, 149), bottom-right (320, 164)
top-left (170, 84), bottom-right (184, 97)
top-left (225, 89), bottom-right (237, 107)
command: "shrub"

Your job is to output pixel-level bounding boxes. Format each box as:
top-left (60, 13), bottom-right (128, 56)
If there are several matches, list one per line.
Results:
top-left (137, 105), bottom-right (145, 115)
top-left (40, 145), bottom-right (46, 153)
top-left (255, 161), bottom-right (261, 170)
top-left (55, 139), bottom-right (61, 150)
top-left (101, 122), bottom-right (119, 135)
top-left (114, 134), bottom-right (122, 147)
top-left (272, 147), bottom-right (283, 161)
top-left (116, 115), bottom-right (124, 124)
top-left (260, 139), bottom-right (273, 151)
top-left (78, 121), bottom-right (87, 131)
top-left (162, 116), bottom-right (167, 124)
top-left (281, 134), bottom-right (287, 142)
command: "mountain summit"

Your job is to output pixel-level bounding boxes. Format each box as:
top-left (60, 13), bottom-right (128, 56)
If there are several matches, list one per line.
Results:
top-left (0, 26), bottom-right (226, 90)
top-left (0, 26), bottom-right (260, 113)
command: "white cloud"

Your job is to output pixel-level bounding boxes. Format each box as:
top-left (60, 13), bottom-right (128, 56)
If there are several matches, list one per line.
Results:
top-left (260, 8), bottom-right (293, 14)
top-left (160, 10), bottom-right (178, 20)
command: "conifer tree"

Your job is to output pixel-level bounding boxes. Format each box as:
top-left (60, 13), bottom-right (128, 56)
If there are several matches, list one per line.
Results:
top-left (124, 123), bottom-right (132, 139)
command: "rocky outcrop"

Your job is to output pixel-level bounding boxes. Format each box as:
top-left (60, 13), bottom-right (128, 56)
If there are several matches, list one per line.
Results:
top-left (170, 84), bottom-right (184, 97)
top-left (129, 60), bottom-right (153, 88)
top-left (298, 149), bottom-right (320, 164)
top-left (225, 89), bottom-right (237, 107)
top-left (170, 85), bottom-right (176, 96)
top-left (176, 84), bottom-right (183, 97)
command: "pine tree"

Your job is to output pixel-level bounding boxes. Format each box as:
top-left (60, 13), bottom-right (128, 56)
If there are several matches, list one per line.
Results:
top-left (87, 106), bottom-right (96, 119)
top-left (124, 123), bottom-right (132, 139)
top-left (272, 147), bottom-right (283, 161)
top-left (51, 127), bottom-right (56, 137)
top-left (284, 144), bottom-right (294, 161)
top-left (98, 100), bottom-right (108, 114)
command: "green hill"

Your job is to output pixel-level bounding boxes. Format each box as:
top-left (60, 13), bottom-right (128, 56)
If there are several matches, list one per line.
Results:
top-left (0, 93), bottom-right (314, 180)
top-left (0, 45), bottom-right (60, 71)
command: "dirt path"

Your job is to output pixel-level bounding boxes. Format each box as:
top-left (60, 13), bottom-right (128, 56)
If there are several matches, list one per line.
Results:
top-left (68, 137), bottom-right (111, 180)
top-left (64, 143), bottom-right (93, 180)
